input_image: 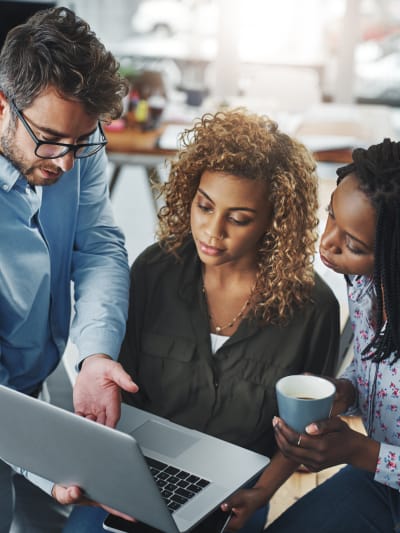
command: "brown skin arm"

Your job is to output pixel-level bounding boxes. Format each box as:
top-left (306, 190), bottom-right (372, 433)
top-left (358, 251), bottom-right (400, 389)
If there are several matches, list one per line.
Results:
top-left (219, 452), bottom-right (299, 531)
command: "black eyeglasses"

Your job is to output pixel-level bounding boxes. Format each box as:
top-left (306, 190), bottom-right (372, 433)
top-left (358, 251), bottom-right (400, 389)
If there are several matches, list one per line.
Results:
top-left (9, 99), bottom-right (108, 159)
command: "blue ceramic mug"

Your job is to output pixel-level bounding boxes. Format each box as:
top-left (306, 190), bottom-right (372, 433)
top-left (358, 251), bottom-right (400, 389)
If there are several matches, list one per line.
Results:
top-left (275, 375), bottom-right (336, 434)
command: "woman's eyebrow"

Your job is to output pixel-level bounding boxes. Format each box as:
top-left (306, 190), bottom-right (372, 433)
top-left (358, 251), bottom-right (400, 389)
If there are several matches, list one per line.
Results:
top-left (347, 231), bottom-right (372, 249)
top-left (197, 187), bottom-right (257, 213)
top-left (198, 188), bottom-right (214, 204)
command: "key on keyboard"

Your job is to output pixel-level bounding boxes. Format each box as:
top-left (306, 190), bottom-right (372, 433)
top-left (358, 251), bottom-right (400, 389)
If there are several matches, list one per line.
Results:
top-left (144, 456), bottom-right (210, 512)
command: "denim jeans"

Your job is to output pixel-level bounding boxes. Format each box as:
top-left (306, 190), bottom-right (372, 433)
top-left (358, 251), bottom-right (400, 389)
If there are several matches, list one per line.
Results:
top-left (265, 465), bottom-right (400, 533)
top-left (63, 503), bottom-right (268, 533)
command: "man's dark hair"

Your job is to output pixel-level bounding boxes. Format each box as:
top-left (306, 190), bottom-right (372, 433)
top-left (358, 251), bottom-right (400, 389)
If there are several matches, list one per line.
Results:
top-left (337, 138), bottom-right (400, 363)
top-left (0, 6), bottom-right (128, 119)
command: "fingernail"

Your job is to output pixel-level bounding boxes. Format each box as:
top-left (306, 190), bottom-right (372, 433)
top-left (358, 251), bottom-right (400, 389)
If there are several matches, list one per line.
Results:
top-left (272, 416), bottom-right (279, 428)
top-left (306, 423), bottom-right (318, 434)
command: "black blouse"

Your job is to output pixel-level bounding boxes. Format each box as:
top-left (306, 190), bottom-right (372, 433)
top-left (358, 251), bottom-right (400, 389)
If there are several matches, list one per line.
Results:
top-left (119, 239), bottom-right (340, 457)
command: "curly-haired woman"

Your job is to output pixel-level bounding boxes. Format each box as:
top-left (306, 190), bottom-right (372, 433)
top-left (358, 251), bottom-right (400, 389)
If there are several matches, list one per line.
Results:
top-left (64, 109), bottom-right (339, 532)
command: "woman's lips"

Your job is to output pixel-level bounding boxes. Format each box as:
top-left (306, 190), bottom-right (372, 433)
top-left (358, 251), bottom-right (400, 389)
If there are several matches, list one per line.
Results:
top-left (320, 252), bottom-right (337, 270)
top-left (199, 240), bottom-right (224, 256)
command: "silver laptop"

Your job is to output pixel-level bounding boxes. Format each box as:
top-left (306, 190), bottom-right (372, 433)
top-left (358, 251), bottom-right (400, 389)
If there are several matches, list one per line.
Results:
top-left (0, 385), bottom-right (269, 533)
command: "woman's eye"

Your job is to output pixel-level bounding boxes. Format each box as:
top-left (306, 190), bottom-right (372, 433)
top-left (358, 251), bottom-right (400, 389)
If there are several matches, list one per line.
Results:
top-left (197, 203), bottom-right (212, 213)
top-left (229, 217), bottom-right (251, 226)
top-left (346, 240), bottom-right (364, 255)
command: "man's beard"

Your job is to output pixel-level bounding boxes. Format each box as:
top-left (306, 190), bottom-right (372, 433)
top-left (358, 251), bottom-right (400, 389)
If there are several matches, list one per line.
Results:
top-left (0, 126), bottom-right (62, 186)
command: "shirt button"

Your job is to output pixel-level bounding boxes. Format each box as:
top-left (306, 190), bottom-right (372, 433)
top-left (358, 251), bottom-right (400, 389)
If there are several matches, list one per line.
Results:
top-left (2, 184), bottom-right (9, 191)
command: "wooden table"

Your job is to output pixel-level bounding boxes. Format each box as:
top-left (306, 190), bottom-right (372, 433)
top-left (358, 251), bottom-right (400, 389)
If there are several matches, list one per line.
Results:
top-left (105, 102), bottom-right (396, 204)
top-left (104, 121), bottom-right (352, 199)
top-left (105, 123), bottom-right (176, 209)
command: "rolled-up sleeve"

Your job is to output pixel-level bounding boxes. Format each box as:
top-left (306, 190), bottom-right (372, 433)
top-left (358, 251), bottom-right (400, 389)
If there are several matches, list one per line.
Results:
top-left (10, 463), bottom-right (54, 496)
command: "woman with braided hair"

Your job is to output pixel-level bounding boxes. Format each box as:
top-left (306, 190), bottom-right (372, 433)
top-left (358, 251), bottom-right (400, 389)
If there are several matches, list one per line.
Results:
top-left (268, 138), bottom-right (400, 533)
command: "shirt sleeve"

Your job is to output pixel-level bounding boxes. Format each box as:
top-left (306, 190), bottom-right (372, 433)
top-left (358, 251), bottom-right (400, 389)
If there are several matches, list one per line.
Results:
top-left (340, 355), bottom-right (357, 386)
top-left (376, 442), bottom-right (400, 491)
top-left (338, 275), bottom-right (360, 415)
top-left (8, 462), bottom-right (54, 496)
top-left (339, 356), bottom-right (360, 415)
top-left (69, 150), bottom-right (130, 369)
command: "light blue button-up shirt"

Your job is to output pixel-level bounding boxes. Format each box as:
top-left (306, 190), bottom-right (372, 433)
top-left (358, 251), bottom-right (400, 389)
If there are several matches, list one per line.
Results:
top-left (0, 148), bottom-right (129, 394)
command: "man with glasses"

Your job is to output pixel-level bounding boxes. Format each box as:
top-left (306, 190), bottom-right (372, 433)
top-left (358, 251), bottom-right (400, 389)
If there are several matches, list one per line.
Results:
top-left (0, 6), bottom-right (139, 531)
top-left (9, 99), bottom-right (108, 162)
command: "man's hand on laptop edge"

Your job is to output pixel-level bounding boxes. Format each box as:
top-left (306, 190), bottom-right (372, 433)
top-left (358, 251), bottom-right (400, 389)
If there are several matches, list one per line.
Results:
top-left (73, 354), bottom-right (139, 427)
top-left (51, 483), bottom-right (136, 522)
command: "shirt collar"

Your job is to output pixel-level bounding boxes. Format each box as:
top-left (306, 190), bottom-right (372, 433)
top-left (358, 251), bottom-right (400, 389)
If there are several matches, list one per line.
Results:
top-left (0, 154), bottom-right (24, 192)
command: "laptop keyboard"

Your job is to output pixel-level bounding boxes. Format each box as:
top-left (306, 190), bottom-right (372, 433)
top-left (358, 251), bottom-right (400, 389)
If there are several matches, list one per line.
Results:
top-left (144, 456), bottom-right (210, 512)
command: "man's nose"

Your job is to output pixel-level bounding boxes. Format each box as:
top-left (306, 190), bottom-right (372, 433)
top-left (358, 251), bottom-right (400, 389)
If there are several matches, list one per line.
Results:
top-left (54, 151), bottom-right (75, 172)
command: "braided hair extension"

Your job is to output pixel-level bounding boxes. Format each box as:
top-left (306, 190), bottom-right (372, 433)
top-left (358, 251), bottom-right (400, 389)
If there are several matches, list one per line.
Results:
top-left (336, 138), bottom-right (400, 363)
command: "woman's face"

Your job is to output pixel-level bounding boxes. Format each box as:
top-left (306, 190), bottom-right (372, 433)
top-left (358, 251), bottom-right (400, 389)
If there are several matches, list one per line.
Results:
top-left (319, 173), bottom-right (376, 276)
top-left (190, 170), bottom-right (271, 269)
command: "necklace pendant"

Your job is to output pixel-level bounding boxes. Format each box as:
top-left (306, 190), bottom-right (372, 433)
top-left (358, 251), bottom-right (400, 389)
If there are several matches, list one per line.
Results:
top-left (215, 326), bottom-right (222, 333)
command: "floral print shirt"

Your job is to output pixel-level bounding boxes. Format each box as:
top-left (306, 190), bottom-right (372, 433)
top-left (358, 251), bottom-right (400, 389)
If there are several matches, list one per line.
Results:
top-left (341, 275), bottom-right (400, 490)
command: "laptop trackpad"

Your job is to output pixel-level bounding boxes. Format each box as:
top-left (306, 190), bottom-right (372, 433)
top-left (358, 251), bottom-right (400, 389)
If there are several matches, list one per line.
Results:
top-left (130, 420), bottom-right (199, 458)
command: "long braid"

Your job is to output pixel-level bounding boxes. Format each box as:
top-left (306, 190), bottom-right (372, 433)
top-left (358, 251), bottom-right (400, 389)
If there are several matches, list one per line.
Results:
top-left (382, 203), bottom-right (400, 353)
top-left (337, 138), bottom-right (400, 363)
top-left (369, 207), bottom-right (386, 357)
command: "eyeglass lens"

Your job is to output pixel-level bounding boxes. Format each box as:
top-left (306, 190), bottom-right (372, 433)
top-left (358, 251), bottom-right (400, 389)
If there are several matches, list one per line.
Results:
top-left (35, 142), bottom-right (103, 159)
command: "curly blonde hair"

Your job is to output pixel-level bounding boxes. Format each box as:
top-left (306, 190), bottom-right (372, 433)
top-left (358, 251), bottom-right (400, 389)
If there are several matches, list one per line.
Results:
top-left (157, 108), bottom-right (319, 325)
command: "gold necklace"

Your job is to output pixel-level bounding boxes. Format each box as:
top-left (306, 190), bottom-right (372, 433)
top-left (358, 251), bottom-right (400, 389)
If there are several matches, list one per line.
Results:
top-left (202, 285), bottom-right (252, 334)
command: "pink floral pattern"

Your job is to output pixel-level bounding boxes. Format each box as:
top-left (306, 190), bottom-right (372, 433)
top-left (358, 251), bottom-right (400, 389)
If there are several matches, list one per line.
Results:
top-left (341, 275), bottom-right (400, 489)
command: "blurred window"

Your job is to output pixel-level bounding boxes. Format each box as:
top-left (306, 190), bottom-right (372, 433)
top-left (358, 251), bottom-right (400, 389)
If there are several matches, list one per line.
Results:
top-left (76, 0), bottom-right (400, 107)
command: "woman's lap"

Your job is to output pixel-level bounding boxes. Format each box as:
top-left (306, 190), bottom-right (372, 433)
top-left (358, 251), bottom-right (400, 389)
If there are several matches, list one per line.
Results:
top-left (265, 465), bottom-right (400, 533)
top-left (64, 465), bottom-right (400, 533)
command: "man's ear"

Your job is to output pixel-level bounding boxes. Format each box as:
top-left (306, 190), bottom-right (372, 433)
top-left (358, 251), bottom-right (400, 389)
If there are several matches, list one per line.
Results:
top-left (0, 91), bottom-right (8, 119)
